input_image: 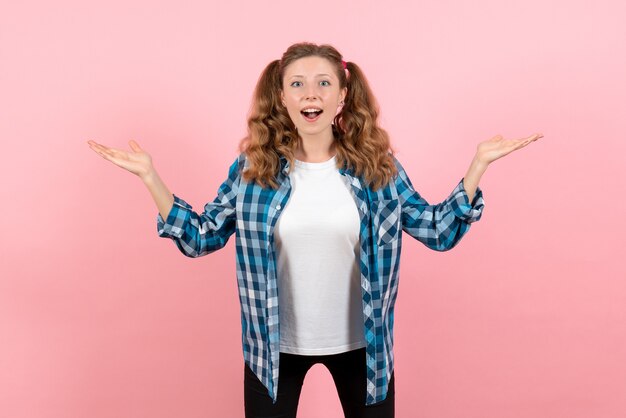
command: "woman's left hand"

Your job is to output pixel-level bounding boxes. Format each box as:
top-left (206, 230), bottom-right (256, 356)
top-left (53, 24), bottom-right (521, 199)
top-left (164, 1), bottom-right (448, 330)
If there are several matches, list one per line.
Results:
top-left (476, 133), bottom-right (543, 165)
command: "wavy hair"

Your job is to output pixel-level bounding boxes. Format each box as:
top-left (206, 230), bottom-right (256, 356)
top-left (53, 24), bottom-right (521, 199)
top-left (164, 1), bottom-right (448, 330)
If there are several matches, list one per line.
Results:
top-left (238, 42), bottom-right (397, 191)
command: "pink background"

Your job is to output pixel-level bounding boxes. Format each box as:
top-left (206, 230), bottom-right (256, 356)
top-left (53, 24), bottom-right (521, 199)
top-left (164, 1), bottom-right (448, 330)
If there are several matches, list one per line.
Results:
top-left (1, 1), bottom-right (625, 417)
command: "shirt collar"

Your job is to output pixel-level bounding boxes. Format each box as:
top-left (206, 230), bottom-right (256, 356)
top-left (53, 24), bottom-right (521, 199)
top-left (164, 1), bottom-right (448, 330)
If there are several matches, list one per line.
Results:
top-left (279, 154), bottom-right (353, 177)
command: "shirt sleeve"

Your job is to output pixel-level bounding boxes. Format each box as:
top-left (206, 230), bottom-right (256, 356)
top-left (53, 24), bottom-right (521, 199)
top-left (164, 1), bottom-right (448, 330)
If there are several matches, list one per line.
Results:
top-left (392, 155), bottom-right (485, 251)
top-left (156, 153), bottom-right (245, 257)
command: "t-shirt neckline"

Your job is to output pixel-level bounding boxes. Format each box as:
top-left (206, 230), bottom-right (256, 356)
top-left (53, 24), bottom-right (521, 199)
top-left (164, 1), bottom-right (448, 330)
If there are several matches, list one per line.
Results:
top-left (294, 154), bottom-right (337, 170)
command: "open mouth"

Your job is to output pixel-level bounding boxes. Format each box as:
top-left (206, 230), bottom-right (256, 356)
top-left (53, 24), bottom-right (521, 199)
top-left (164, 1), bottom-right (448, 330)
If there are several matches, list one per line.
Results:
top-left (301, 108), bottom-right (323, 121)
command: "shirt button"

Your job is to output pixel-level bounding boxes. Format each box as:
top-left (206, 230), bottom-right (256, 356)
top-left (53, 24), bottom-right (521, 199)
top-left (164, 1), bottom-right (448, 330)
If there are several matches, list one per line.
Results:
top-left (276, 205), bottom-right (281, 210)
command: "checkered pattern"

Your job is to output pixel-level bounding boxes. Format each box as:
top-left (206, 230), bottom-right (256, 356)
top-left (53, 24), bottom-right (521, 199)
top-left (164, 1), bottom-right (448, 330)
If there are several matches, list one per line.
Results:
top-left (157, 151), bottom-right (485, 405)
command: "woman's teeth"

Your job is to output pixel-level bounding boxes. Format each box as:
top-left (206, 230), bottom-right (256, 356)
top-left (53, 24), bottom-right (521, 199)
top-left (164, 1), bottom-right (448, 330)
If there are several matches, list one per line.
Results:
top-left (301, 109), bottom-right (323, 120)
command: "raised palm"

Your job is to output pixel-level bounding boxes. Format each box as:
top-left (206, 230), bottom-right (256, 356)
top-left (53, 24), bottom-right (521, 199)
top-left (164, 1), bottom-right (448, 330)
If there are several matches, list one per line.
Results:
top-left (477, 133), bottom-right (543, 165)
top-left (87, 139), bottom-right (154, 179)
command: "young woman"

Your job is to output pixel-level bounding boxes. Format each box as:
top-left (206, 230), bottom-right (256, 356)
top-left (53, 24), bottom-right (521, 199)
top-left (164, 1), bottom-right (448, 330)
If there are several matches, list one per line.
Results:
top-left (88, 42), bottom-right (542, 418)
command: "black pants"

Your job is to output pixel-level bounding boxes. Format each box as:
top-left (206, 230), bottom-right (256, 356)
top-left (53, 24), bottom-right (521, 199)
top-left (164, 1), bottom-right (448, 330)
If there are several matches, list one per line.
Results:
top-left (244, 347), bottom-right (395, 418)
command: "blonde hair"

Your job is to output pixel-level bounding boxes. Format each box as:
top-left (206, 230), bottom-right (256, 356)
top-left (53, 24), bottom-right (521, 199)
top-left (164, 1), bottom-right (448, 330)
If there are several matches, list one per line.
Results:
top-left (238, 42), bottom-right (397, 191)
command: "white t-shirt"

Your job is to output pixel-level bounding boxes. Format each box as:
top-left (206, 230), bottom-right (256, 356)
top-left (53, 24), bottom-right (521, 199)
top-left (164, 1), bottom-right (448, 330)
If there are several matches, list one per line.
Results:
top-left (274, 154), bottom-right (367, 355)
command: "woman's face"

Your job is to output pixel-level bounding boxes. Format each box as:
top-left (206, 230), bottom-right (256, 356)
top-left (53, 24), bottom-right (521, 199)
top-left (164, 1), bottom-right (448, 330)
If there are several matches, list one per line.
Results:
top-left (280, 56), bottom-right (347, 138)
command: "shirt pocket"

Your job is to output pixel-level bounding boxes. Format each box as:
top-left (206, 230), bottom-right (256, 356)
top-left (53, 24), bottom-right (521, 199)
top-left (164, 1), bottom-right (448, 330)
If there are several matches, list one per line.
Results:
top-left (371, 198), bottom-right (401, 247)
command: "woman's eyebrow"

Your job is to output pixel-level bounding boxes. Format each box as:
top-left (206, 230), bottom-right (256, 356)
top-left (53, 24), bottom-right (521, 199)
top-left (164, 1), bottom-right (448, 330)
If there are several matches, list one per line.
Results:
top-left (289, 73), bottom-right (332, 79)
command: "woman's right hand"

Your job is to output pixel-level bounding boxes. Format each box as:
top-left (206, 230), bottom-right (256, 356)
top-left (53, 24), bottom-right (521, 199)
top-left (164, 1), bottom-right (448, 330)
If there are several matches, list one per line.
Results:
top-left (87, 139), bottom-right (155, 180)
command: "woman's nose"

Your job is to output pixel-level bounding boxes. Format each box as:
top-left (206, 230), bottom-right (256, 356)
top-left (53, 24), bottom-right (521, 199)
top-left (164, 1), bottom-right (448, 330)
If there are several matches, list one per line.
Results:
top-left (304, 84), bottom-right (319, 99)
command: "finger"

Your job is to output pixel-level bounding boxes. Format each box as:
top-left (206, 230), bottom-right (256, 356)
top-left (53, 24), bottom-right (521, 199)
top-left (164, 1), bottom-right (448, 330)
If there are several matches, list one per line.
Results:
top-left (506, 138), bottom-right (526, 150)
top-left (107, 147), bottom-right (130, 160)
top-left (92, 146), bottom-right (112, 160)
top-left (129, 140), bottom-right (142, 152)
top-left (93, 146), bottom-right (113, 159)
top-left (90, 142), bottom-right (128, 160)
top-left (87, 140), bottom-right (103, 150)
top-left (88, 141), bottom-right (111, 153)
top-left (88, 142), bottom-right (108, 156)
top-left (94, 142), bottom-right (124, 157)
top-left (91, 145), bottom-right (129, 168)
top-left (99, 152), bottom-right (124, 166)
top-left (516, 135), bottom-right (537, 146)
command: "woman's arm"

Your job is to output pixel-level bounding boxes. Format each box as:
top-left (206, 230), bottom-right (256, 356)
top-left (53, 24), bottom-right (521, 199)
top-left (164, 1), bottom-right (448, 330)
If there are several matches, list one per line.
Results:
top-left (392, 132), bottom-right (542, 251)
top-left (462, 155), bottom-right (488, 203)
top-left (88, 139), bottom-right (175, 221)
top-left (468, 132), bottom-right (544, 197)
top-left (393, 156), bottom-right (485, 252)
top-left (154, 154), bottom-right (244, 258)
top-left (464, 132), bottom-right (543, 202)
top-left (142, 168), bottom-right (175, 222)
top-left (87, 139), bottom-right (244, 258)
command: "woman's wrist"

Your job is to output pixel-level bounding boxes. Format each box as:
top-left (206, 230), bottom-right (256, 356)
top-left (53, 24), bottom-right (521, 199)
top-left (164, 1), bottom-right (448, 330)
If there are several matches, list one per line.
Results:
top-left (471, 153), bottom-right (490, 172)
top-left (140, 167), bottom-right (159, 184)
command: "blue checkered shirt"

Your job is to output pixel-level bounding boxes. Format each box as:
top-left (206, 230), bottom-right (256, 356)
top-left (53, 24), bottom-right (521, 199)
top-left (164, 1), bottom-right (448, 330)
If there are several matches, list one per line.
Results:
top-left (156, 151), bottom-right (485, 405)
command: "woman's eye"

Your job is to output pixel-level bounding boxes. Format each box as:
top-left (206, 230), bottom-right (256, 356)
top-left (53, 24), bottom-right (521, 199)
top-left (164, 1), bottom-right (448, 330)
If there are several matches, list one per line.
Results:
top-left (290, 80), bottom-right (330, 87)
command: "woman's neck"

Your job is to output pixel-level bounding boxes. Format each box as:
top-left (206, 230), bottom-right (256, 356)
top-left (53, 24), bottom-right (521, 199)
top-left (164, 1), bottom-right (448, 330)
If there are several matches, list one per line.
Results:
top-left (295, 130), bottom-right (337, 162)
